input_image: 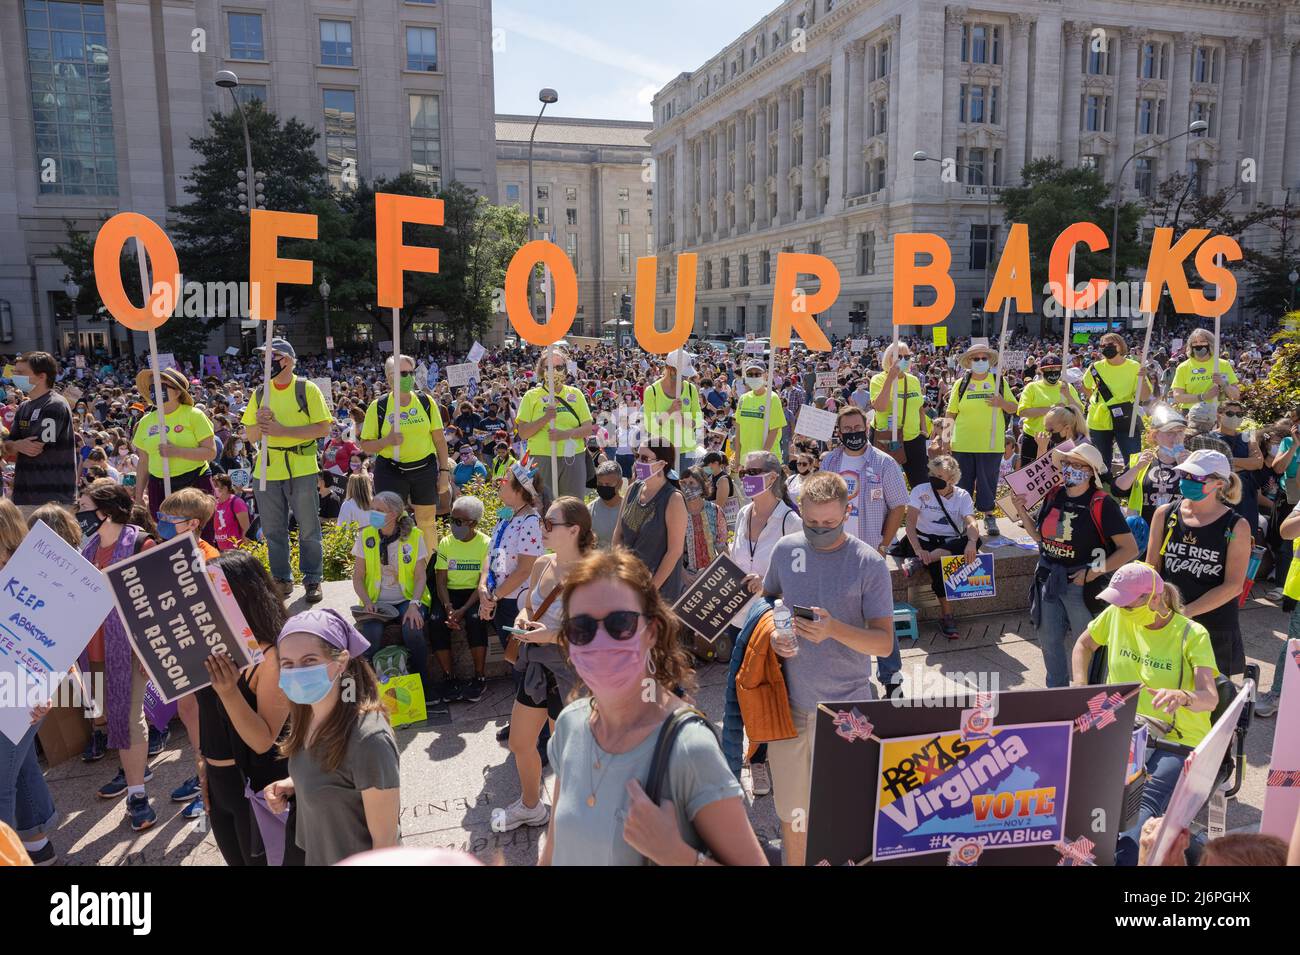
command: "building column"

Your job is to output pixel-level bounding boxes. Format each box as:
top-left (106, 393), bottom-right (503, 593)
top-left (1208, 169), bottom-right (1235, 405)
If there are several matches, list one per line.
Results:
top-left (886, 16), bottom-right (900, 189)
top-left (800, 70), bottom-right (817, 218)
top-left (1060, 20), bottom-right (1089, 166)
top-left (697, 137), bottom-right (708, 244)
top-left (1114, 28), bottom-right (1139, 194)
top-left (1028, 10), bottom-right (1066, 160)
top-left (777, 86), bottom-right (792, 223)
top-left (940, 6), bottom-right (966, 171)
top-left (1165, 33), bottom-right (1195, 175)
top-left (755, 99), bottom-right (770, 229)
top-left (1217, 37), bottom-right (1247, 193)
top-left (1006, 13), bottom-right (1032, 183)
top-left (735, 109), bottom-right (748, 233)
top-left (846, 39), bottom-right (866, 197)
top-left (1285, 39), bottom-right (1300, 197)
top-left (715, 123), bottom-right (729, 239)
top-left (827, 42), bottom-right (848, 213)
top-left (1262, 36), bottom-right (1292, 196)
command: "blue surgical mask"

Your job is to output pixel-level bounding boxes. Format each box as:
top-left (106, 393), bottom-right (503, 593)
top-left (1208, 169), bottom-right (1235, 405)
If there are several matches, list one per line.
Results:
top-left (11, 375), bottom-right (32, 393)
top-left (897, 358), bottom-right (911, 372)
top-left (157, 520), bottom-right (179, 541)
top-left (278, 663), bottom-right (337, 705)
top-left (368, 510), bottom-right (387, 529)
top-left (1167, 444), bottom-right (1186, 457)
top-left (971, 359), bottom-right (990, 374)
top-left (1179, 478), bottom-right (1209, 502)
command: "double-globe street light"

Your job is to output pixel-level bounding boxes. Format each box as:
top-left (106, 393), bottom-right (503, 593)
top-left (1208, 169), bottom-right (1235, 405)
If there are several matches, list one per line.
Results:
top-left (913, 150), bottom-right (996, 330)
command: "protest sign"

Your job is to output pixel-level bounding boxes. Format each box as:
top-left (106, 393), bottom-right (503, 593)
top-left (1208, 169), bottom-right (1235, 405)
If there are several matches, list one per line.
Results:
top-left (102, 534), bottom-right (257, 703)
top-left (1171, 338), bottom-right (1184, 355)
top-left (225, 346), bottom-right (240, 356)
top-left (207, 563), bottom-right (266, 666)
top-left (743, 340), bottom-right (766, 355)
top-left (815, 371), bottom-right (837, 391)
top-left (61, 384), bottom-right (82, 405)
top-left (794, 404), bottom-right (839, 443)
top-left (873, 722), bottom-right (1072, 861)
top-left (567, 360), bottom-right (578, 377)
top-left (311, 377), bottom-right (334, 410)
top-left (0, 522), bottom-right (116, 744)
top-left (203, 355), bottom-right (222, 377)
top-left (1005, 439), bottom-right (1073, 508)
top-left (933, 326), bottom-right (947, 346)
top-left (75, 355), bottom-right (85, 368)
top-left (1072, 332), bottom-right (1090, 345)
top-left (1002, 350), bottom-right (1028, 371)
top-left (851, 339), bottom-right (868, 352)
top-left (468, 341), bottom-right (486, 364)
top-left (152, 352), bottom-right (178, 372)
top-left (670, 553), bottom-right (753, 645)
top-left (941, 553), bottom-right (996, 601)
top-left (1146, 681), bottom-right (1252, 865)
top-left (415, 362), bottom-right (429, 390)
top-left (806, 683), bottom-right (1138, 866)
top-left (229, 468), bottom-right (251, 490)
top-left (378, 340), bottom-right (394, 352)
top-left (445, 362), bottom-right (478, 388)
top-left (143, 680), bottom-right (177, 734)
top-left (1261, 639), bottom-right (1300, 840)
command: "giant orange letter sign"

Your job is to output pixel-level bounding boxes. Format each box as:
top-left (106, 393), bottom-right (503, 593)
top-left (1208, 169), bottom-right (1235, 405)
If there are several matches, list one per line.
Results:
top-left (504, 240), bottom-right (577, 346)
top-left (1139, 227), bottom-right (1210, 314)
top-left (1190, 235), bottom-right (1242, 318)
top-left (891, 234), bottom-right (954, 325)
top-left (1047, 221), bottom-right (1109, 312)
top-left (771, 253), bottom-right (836, 350)
top-left (249, 209), bottom-right (318, 321)
top-left (633, 255), bottom-right (697, 354)
top-left (376, 193), bottom-right (443, 308)
top-left (92, 213), bottom-right (180, 332)
top-left (985, 222), bottom-right (1033, 314)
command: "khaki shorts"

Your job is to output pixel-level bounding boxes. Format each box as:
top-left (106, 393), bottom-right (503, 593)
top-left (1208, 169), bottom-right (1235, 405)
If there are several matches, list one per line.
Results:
top-left (766, 706), bottom-right (817, 824)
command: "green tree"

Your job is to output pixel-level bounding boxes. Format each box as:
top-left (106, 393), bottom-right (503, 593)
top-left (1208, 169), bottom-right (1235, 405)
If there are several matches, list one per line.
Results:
top-left (998, 157), bottom-right (1147, 308)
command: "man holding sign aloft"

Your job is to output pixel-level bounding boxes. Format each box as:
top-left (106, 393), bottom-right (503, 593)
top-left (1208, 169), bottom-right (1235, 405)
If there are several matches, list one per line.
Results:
top-left (241, 338), bottom-right (332, 604)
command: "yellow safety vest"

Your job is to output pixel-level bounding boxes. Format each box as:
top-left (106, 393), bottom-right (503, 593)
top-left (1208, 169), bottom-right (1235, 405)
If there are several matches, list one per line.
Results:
top-left (360, 526), bottom-right (428, 606)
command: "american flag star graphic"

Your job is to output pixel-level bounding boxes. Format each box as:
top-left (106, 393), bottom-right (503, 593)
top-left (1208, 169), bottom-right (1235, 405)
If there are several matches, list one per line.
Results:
top-left (1266, 769), bottom-right (1300, 788)
top-left (1074, 691), bottom-right (1125, 733)
top-left (832, 707), bottom-right (873, 742)
top-left (1055, 836), bottom-right (1096, 866)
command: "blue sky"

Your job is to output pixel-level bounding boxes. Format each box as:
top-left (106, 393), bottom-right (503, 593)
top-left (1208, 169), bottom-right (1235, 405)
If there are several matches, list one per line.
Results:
top-left (492, 0), bottom-right (768, 121)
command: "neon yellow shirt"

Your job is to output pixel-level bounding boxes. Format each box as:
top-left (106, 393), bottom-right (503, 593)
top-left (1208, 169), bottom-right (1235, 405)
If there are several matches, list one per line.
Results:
top-left (1171, 359), bottom-right (1238, 408)
top-left (516, 385), bottom-right (592, 458)
top-left (240, 377), bottom-right (331, 481)
top-left (1017, 379), bottom-right (1082, 437)
top-left (868, 372), bottom-right (923, 441)
top-left (736, 389), bottom-right (786, 462)
top-left (945, 374), bottom-right (1016, 453)
top-left (361, 391), bottom-right (444, 463)
top-left (1088, 605), bottom-right (1218, 747)
top-left (642, 378), bottom-right (704, 453)
top-left (1081, 359), bottom-right (1140, 431)
top-left (435, 530), bottom-right (491, 590)
top-left (131, 405), bottom-right (214, 478)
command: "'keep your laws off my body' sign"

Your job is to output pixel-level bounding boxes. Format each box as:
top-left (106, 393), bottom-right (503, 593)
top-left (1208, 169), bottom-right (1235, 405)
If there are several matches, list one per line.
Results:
top-left (103, 534), bottom-right (259, 703)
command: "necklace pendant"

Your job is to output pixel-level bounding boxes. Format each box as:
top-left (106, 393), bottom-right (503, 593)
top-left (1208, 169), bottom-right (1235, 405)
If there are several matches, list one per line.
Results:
top-left (587, 794), bottom-right (597, 808)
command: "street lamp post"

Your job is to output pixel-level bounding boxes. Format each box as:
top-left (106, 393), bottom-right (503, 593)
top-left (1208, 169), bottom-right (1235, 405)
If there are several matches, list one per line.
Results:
top-left (913, 150), bottom-right (996, 330)
top-left (528, 88), bottom-right (558, 319)
top-left (1289, 270), bottom-right (1298, 312)
top-left (63, 275), bottom-right (80, 357)
top-left (215, 70), bottom-right (266, 347)
top-left (319, 277), bottom-right (332, 363)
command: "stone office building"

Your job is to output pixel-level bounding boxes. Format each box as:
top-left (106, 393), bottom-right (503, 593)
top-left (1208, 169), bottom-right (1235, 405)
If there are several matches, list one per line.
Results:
top-left (648, 0), bottom-right (1300, 339)
top-left (0, 0), bottom-right (498, 356)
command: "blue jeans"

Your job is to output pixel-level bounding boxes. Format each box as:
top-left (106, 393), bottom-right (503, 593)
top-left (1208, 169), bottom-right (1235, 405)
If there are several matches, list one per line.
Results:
top-left (1038, 583), bottom-right (1092, 688)
top-left (0, 723), bottom-right (57, 839)
top-left (359, 600), bottom-right (433, 694)
top-left (1091, 427), bottom-right (1143, 481)
top-left (876, 633), bottom-right (902, 687)
top-left (1116, 746), bottom-right (1187, 865)
top-left (254, 473), bottom-right (323, 584)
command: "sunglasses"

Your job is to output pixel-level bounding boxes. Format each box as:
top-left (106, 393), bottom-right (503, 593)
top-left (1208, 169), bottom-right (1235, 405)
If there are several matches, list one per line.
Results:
top-left (541, 517), bottom-right (571, 533)
top-left (562, 610), bottom-right (645, 645)
top-left (739, 467), bottom-right (767, 477)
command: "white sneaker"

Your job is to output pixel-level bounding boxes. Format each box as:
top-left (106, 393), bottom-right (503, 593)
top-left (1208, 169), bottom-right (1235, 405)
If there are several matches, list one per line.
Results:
top-left (495, 797), bottom-right (550, 831)
top-left (749, 762), bottom-right (772, 796)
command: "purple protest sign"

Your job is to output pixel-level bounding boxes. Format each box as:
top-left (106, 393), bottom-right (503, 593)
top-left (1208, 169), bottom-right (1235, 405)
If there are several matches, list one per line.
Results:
top-left (1004, 439), bottom-right (1074, 509)
top-left (143, 680), bottom-right (177, 733)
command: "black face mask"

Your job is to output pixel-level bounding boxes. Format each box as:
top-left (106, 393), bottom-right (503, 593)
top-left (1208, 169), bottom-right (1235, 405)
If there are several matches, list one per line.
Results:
top-left (1043, 371), bottom-right (1061, 384)
top-left (1102, 346), bottom-right (1119, 359)
top-left (930, 477), bottom-right (949, 492)
top-left (77, 509), bottom-right (103, 537)
top-left (270, 358), bottom-right (286, 379)
top-left (841, 431), bottom-right (868, 452)
top-left (596, 485), bottom-right (617, 501)
top-left (1192, 346), bottom-right (1211, 357)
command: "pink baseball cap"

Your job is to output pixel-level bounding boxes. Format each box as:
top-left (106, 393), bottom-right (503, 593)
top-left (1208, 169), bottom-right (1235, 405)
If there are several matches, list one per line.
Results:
top-left (1096, 562), bottom-right (1163, 607)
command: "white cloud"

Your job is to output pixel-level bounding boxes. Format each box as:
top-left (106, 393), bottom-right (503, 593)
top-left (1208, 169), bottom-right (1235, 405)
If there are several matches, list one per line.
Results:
top-left (495, 5), bottom-right (675, 88)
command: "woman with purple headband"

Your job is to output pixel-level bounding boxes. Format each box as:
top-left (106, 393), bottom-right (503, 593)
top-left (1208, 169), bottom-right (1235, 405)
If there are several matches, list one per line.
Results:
top-left (263, 608), bottom-right (401, 866)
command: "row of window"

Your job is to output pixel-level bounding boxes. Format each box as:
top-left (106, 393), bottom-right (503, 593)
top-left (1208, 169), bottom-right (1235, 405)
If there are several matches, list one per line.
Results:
top-left (1083, 39), bottom-right (1225, 84)
top-left (227, 11), bottom-right (440, 72)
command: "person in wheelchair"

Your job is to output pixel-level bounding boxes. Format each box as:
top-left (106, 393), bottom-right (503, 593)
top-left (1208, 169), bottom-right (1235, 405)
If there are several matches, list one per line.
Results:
top-left (1070, 561), bottom-right (1220, 866)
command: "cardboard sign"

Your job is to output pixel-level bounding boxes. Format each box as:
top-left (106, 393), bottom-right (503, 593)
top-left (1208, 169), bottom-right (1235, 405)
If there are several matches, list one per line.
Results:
top-left (445, 362), bottom-right (478, 389)
top-left (566, 360), bottom-right (578, 377)
top-left (0, 522), bottom-right (116, 744)
top-left (1005, 439), bottom-right (1074, 508)
top-left (794, 404), bottom-right (839, 443)
top-left (311, 377), bottom-right (334, 410)
top-left (1146, 681), bottom-right (1252, 865)
top-left (1261, 639), bottom-right (1300, 841)
top-left (669, 553), bottom-right (752, 645)
top-left (203, 355), bottom-right (223, 377)
top-left (228, 468), bottom-right (251, 490)
top-left (1002, 350), bottom-right (1028, 371)
top-left (851, 339), bottom-right (868, 352)
top-left (743, 341), bottom-right (766, 355)
top-left (874, 722), bottom-right (1072, 861)
top-left (75, 355), bottom-right (86, 368)
top-left (225, 346), bottom-right (240, 356)
top-left (815, 372), bottom-right (837, 391)
top-left (415, 362), bottom-right (429, 391)
top-left (1170, 337), bottom-right (1184, 355)
top-left (467, 341), bottom-right (486, 364)
top-left (933, 326), bottom-right (948, 347)
top-left (151, 352), bottom-right (178, 372)
top-left (941, 553), bottom-right (996, 601)
top-left (102, 533), bottom-right (257, 703)
top-left (806, 684), bottom-right (1138, 866)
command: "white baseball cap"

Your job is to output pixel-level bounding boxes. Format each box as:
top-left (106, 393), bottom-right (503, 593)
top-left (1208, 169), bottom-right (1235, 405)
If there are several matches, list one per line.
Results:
top-left (664, 349), bottom-right (697, 377)
top-left (1175, 449), bottom-right (1231, 480)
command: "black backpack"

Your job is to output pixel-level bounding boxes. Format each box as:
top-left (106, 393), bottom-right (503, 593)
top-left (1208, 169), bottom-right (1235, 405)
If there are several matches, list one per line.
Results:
top-left (255, 378), bottom-right (309, 417)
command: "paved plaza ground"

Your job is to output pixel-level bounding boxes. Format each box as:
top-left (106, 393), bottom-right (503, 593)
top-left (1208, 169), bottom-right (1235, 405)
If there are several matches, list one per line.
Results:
top-left (42, 583), bottom-right (1284, 866)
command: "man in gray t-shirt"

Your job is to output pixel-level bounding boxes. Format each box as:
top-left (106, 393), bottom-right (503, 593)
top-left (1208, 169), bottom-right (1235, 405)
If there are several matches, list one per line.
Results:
top-left (760, 471), bottom-right (894, 867)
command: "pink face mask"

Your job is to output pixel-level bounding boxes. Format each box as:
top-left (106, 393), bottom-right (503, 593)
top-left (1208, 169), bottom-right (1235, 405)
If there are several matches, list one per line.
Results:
top-left (567, 628), bottom-right (646, 698)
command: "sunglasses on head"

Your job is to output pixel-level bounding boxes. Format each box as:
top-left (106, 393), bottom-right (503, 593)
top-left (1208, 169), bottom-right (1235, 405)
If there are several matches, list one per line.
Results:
top-left (562, 610), bottom-right (645, 645)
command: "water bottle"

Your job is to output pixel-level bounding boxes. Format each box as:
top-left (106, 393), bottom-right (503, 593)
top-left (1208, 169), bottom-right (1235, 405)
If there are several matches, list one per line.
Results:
top-left (772, 599), bottom-right (798, 657)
